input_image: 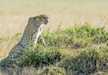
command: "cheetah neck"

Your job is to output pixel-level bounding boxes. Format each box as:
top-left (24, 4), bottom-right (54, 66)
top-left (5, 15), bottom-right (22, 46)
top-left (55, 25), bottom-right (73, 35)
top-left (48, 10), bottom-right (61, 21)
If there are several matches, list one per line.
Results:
top-left (19, 24), bottom-right (45, 48)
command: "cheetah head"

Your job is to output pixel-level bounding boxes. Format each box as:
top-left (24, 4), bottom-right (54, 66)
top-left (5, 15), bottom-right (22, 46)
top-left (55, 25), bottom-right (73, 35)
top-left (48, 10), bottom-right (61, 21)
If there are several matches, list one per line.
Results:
top-left (28, 14), bottom-right (48, 28)
top-left (26, 15), bottom-right (48, 44)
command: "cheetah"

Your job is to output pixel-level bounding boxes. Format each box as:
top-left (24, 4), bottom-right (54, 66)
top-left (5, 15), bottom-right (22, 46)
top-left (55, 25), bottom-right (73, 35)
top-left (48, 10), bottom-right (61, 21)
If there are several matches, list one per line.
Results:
top-left (0, 15), bottom-right (48, 75)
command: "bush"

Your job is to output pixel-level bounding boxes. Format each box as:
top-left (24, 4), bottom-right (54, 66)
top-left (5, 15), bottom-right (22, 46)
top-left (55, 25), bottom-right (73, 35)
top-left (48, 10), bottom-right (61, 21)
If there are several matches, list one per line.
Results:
top-left (1, 25), bottom-right (108, 75)
top-left (43, 25), bottom-right (108, 49)
top-left (17, 25), bottom-right (108, 74)
top-left (59, 47), bottom-right (108, 75)
top-left (59, 49), bottom-right (98, 75)
top-left (97, 47), bottom-right (108, 71)
top-left (17, 46), bottom-right (63, 67)
top-left (38, 66), bottom-right (66, 75)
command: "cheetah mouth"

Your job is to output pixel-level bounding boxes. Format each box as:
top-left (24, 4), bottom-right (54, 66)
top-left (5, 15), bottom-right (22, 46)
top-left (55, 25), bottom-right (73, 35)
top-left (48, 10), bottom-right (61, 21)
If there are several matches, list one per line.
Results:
top-left (44, 19), bottom-right (48, 24)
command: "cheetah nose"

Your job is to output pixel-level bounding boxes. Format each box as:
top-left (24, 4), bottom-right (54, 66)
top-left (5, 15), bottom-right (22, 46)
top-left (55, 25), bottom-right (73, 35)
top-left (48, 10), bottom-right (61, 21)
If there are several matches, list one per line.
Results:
top-left (45, 20), bottom-right (48, 24)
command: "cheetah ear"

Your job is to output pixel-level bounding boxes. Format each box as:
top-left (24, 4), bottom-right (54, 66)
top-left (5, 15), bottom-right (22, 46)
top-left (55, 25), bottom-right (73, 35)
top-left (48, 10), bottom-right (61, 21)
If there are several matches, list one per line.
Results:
top-left (39, 14), bottom-right (48, 19)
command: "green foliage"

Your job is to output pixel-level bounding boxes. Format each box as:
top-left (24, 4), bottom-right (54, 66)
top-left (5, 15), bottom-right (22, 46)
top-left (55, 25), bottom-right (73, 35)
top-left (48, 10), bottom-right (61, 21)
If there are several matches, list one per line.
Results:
top-left (1, 25), bottom-right (108, 75)
top-left (18, 25), bottom-right (108, 75)
top-left (18, 46), bottom-right (63, 67)
top-left (59, 47), bottom-right (108, 75)
top-left (97, 47), bottom-right (108, 71)
top-left (38, 66), bottom-right (66, 75)
top-left (43, 25), bottom-right (108, 49)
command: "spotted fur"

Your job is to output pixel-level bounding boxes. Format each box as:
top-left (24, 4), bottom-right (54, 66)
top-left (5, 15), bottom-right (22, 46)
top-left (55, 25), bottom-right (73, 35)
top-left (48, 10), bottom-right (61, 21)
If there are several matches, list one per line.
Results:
top-left (0, 15), bottom-right (48, 75)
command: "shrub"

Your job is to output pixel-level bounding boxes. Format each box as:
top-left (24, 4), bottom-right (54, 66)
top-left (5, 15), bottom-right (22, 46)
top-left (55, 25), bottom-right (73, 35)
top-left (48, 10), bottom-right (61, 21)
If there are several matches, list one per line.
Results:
top-left (59, 49), bottom-right (98, 75)
top-left (43, 25), bottom-right (108, 49)
top-left (38, 66), bottom-right (66, 75)
top-left (17, 46), bottom-right (63, 67)
top-left (59, 47), bottom-right (108, 75)
top-left (1, 25), bottom-right (108, 75)
top-left (97, 47), bottom-right (108, 71)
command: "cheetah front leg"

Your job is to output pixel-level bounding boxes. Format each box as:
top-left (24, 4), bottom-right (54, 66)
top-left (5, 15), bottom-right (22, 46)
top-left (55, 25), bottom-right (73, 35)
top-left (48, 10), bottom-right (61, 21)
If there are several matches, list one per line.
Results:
top-left (40, 35), bottom-right (47, 47)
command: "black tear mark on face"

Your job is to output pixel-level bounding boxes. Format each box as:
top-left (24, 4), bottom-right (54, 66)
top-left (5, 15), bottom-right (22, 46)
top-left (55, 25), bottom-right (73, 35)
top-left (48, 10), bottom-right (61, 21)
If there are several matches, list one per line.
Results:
top-left (41, 15), bottom-right (48, 24)
top-left (44, 18), bottom-right (48, 24)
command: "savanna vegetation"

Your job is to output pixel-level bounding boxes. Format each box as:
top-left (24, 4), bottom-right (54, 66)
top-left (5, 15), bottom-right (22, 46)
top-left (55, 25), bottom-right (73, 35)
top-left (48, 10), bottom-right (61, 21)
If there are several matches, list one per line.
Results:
top-left (1, 24), bottom-right (108, 75)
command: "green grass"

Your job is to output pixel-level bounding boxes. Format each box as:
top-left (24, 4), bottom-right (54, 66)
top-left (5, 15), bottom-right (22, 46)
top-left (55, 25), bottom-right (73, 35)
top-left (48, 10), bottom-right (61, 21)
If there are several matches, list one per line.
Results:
top-left (43, 25), bottom-right (108, 48)
top-left (1, 25), bottom-right (108, 75)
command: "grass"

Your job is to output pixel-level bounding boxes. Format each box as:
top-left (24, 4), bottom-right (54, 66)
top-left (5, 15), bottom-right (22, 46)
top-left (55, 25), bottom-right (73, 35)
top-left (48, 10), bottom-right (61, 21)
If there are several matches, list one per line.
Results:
top-left (1, 25), bottom-right (108, 75)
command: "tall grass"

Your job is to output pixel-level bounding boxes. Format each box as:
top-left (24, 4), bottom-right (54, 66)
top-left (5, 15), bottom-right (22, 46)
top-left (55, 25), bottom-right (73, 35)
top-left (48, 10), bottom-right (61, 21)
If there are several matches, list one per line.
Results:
top-left (1, 25), bottom-right (108, 75)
